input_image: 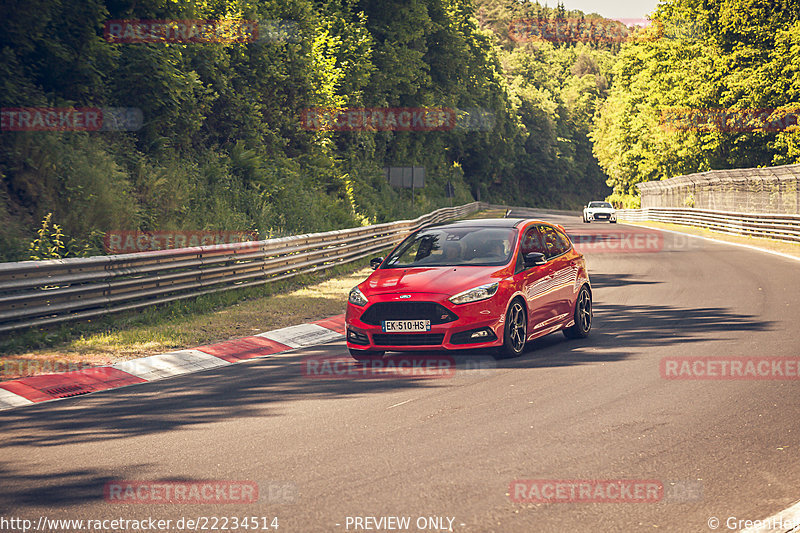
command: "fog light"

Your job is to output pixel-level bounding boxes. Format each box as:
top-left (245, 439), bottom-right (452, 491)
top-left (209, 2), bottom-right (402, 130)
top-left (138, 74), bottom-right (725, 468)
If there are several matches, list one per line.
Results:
top-left (451, 327), bottom-right (498, 345)
top-left (347, 328), bottom-right (369, 345)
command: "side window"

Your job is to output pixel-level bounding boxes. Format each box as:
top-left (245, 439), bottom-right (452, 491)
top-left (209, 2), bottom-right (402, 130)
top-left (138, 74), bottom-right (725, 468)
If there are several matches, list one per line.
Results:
top-left (539, 226), bottom-right (568, 259)
top-left (520, 226), bottom-right (545, 255)
top-left (555, 228), bottom-right (572, 254)
top-left (517, 226), bottom-right (547, 272)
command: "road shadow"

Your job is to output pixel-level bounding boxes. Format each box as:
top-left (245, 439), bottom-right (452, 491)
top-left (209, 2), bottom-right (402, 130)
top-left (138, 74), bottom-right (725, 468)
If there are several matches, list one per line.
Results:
top-left (0, 462), bottom-right (122, 513)
top-left (0, 297), bottom-right (772, 510)
top-left (499, 301), bottom-right (771, 370)
top-left (587, 273), bottom-right (661, 288)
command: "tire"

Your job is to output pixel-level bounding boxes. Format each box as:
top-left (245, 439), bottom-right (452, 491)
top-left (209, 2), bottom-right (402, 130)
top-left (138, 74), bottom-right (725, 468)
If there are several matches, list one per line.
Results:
top-left (563, 286), bottom-right (592, 339)
top-left (495, 299), bottom-right (527, 359)
top-left (583, 215), bottom-right (590, 223)
top-left (349, 349), bottom-right (385, 362)
top-left (610, 220), bottom-right (617, 224)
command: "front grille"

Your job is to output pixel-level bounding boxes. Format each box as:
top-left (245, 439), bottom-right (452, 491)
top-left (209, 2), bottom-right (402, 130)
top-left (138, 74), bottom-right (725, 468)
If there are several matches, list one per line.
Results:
top-left (594, 213), bottom-right (609, 219)
top-left (372, 333), bottom-right (445, 346)
top-left (360, 302), bottom-right (457, 326)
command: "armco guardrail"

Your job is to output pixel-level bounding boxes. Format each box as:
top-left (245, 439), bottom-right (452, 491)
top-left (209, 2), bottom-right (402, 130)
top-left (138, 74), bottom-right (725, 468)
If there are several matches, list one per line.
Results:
top-left (0, 202), bottom-right (486, 334)
top-left (617, 207), bottom-right (800, 243)
top-left (637, 164), bottom-right (800, 214)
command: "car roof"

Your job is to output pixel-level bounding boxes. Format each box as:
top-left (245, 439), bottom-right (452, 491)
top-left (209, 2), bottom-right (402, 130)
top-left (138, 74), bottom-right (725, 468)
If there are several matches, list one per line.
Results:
top-left (427, 217), bottom-right (551, 229)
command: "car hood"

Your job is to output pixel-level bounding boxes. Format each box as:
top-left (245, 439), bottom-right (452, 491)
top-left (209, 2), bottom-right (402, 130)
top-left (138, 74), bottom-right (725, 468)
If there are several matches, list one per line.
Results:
top-left (362, 266), bottom-right (504, 297)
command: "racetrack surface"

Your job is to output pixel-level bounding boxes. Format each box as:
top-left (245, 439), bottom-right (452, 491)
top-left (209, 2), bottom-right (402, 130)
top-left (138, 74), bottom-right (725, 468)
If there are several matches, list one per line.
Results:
top-left (0, 211), bottom-right (798, 532)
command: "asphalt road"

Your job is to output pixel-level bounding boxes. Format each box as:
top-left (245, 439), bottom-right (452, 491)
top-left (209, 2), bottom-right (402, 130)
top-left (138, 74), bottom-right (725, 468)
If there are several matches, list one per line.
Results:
top-left (1, 211), bottom-right (799, 533)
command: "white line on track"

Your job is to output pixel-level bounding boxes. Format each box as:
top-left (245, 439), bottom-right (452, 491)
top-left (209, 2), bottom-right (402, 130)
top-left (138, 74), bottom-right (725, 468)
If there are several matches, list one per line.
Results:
top-left (618, 221), bottom-right (800, 264)
top-left (386, 399), bottom-right (413, 410)
top-left (739, 498), bottom-right (800, 533)
top-left (616, 218), bottom-right (800, 533)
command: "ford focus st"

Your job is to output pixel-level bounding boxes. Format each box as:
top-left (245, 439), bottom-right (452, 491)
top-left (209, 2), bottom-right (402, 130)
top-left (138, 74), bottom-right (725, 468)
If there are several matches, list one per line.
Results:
top-left (345, 218), bottom-right (592, 360)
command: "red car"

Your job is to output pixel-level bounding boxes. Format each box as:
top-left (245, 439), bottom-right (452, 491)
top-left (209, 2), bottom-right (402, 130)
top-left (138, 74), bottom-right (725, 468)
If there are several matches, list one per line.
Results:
top-left (345, 218), bottom-right (592, 360)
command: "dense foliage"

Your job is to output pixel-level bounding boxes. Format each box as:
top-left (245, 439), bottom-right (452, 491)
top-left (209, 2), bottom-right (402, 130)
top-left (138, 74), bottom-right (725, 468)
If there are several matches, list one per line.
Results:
top-left (474, 0), bottom-right (618, 209)
top-left (0, 0), bottom-right (621, 262)
top-left (591, 0), bottom-right (800, 207)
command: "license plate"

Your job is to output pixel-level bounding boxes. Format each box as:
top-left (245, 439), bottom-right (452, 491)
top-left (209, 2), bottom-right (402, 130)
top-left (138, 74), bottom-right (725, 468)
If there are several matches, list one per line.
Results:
top-left (382, 320), bottom-right (431, 333)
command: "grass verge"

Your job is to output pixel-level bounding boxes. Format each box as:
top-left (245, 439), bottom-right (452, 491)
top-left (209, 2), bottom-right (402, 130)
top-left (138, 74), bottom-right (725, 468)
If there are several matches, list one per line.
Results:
top-left (0, 260), bottom-right (376, 380)
top-left (0, 208), bottom-right (509, 380)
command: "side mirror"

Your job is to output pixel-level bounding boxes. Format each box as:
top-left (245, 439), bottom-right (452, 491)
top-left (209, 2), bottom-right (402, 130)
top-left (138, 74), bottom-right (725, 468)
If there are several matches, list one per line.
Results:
top-left (369, 257), bottom-right (384, 270)
top-left (524, 252), bottom-right (547, 267)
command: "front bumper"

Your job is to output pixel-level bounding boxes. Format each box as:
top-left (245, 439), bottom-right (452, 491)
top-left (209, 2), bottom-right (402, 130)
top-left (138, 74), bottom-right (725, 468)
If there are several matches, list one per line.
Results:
top-left (586, 211), bottom-right (617, 222)
top-left (346, 293), bottom-right (504, 352)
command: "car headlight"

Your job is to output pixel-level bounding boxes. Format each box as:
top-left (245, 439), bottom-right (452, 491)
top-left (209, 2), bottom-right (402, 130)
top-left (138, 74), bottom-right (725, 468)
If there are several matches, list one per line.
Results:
top-left (449, 282), bottom-right (499, 305)
top-left (348, 286), bottom-right (368, 307)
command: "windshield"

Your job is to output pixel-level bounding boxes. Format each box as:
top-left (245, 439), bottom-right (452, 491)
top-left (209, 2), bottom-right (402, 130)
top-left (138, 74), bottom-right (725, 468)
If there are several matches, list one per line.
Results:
top-left (384, 227), bottom-right (516, 267)
top-left (589, 202), bottom-right (613, 208)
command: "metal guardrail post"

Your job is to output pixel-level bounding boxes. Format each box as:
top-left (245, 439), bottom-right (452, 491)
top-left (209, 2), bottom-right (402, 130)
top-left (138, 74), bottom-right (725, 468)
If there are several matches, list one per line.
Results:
top-left (0, 202), bottom-right (487, 333)
top-left (636, 164), bottom-right (800, 214)
top-left (617, 207), bottom-right (800, 243)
